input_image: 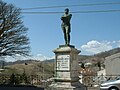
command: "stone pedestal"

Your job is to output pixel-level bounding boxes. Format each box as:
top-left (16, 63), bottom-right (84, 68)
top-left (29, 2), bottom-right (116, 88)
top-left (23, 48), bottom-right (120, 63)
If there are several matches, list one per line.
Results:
top-left (49, 45), bottom-right (87, 90)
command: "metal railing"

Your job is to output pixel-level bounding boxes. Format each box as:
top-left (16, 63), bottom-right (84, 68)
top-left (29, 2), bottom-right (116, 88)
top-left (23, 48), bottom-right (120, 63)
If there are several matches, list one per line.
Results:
top-left (0, 74), bottom-right (120, 88)
top-left (81, 75), bottom-right (120, 87)
top-left (0, 74), bottom-right (53, 88)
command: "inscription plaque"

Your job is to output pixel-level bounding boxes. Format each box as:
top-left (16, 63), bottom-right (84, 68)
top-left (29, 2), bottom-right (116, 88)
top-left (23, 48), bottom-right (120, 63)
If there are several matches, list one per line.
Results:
top-left (57, 55), bottom-right (70, 70)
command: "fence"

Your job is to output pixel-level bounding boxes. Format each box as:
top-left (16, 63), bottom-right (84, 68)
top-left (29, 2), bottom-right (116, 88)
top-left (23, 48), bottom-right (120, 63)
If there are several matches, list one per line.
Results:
top-left (81, 75), bottom-right (120, 87)
top-left (0, 73), bottom-right (52, 88)
top-left (0, 74), bottom-right (120, 88)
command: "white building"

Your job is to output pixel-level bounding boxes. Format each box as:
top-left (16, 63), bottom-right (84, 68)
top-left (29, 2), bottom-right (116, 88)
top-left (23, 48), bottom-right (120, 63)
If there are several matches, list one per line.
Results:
top-left (105, 52), bottom-right (120, 76)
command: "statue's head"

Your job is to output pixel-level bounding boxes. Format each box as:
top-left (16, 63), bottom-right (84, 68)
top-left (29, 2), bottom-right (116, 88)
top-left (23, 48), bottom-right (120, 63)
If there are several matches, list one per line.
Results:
top-left (64, 8), bottom-right (69, 14)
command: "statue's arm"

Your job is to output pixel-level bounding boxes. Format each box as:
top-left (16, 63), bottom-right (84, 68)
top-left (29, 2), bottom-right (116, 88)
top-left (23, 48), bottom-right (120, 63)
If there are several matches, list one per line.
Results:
top-left (65, 14), bottom-right (72, 20)
top-left (69, 14), bottom-right (72, 19)
top-left (61, 16), bottom-right (66, 20)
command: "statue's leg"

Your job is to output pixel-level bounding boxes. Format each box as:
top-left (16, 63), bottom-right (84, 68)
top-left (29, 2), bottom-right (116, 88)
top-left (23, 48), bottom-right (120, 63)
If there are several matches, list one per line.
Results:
top-left (62, 27), bottom-right (67, 45)
top-left (68, 33), bottom-right (70, 45)
top-left (64, 30), bottom-right (67, 45)
top-left (66, 26), bottom-right (70, 45)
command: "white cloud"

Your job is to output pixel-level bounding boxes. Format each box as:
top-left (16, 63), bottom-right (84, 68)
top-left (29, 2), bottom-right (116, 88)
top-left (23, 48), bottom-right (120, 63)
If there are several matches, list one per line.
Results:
top-left (110, 40), bottom-right (120, 48)
top-left (4, 53), bottom-right (51, 62)
top-left (31, 54), bottom-right (50, 61)
top-left (50, 56), bottom-right (55, 59)
top-left (118, 44), bottom-right (120, 47)
top-left (81, 40), bottom-right (113, 55)
top-left (117, 40), bottom-right (120, 47)
top-left (3, 55), bottom-right (30, 62)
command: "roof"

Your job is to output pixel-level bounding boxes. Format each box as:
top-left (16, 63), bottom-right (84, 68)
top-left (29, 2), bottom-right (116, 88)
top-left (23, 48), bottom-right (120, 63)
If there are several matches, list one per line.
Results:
top-left (105, 52), bottom-right (120, 60)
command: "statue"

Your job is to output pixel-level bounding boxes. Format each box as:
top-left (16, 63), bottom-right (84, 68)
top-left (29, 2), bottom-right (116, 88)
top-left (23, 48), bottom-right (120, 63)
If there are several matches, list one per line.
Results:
top-left (61, 8), bottom-right (72, 45)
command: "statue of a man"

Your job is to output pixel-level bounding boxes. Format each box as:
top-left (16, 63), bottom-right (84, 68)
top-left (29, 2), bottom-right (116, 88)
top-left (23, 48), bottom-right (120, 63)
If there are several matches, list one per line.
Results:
top-left (61, 8), bottom-right (72, 45)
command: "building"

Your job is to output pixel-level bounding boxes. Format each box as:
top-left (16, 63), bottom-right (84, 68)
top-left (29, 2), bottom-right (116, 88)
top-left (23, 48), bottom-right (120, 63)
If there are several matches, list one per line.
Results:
top-left (105, 52), bottom-right (120, 76)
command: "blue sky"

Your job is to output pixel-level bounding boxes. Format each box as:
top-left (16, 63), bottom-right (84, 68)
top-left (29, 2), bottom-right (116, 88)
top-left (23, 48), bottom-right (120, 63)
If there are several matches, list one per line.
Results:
top-left (3, 0), bottom-right (120, 60)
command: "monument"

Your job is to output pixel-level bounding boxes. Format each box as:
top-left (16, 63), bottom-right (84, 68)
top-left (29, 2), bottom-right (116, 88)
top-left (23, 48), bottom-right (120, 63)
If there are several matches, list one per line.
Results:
top-left (49, 9), bottom-right (86, 90)
top-left (61, 8), bottom-right (72, 46)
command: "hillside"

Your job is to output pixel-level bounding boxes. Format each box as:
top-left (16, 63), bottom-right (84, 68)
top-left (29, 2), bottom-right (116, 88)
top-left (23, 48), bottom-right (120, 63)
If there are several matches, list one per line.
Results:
top-left (95, 47), bottom-right (120, 58)
top-left (0, 47), bottom-right (120, 78)
top-left (0, 60), bottom-right (54, 80)
top-left (1, 47), bottom-right (119, 66)
top-left (78, 47), bottom-right (120, 73)
top-left (78, 47), bottom-right (120, 63)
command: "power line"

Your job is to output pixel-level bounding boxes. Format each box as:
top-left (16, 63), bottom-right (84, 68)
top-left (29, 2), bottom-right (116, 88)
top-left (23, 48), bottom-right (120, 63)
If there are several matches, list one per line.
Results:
top-left (22, 12), bottom-right (63, 14)
top-left (22, 2), bottom-right (120, 10)
top-left (72, 9), bottom-right (120, 13)
top-left (22, 9), bottom-right (120, 14)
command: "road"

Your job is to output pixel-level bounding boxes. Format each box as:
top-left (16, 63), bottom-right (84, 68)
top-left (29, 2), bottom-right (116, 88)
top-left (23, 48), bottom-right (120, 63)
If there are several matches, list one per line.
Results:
top-left (87, 87), bottom-right (100, 90)
top-left (0, 85), bottom-right (44, 90)
top-left (0, 85), bottom-right (100, 90)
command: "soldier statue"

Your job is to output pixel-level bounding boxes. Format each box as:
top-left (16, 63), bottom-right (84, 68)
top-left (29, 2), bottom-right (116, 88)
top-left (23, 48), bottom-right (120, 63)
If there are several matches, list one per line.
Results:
top-left (61, 8), bottom-right (72, 45)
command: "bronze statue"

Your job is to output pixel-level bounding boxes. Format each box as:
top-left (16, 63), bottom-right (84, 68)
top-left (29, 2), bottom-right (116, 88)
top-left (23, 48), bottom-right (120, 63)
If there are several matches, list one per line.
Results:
top-left (61, 8), bottom-right (72, 45)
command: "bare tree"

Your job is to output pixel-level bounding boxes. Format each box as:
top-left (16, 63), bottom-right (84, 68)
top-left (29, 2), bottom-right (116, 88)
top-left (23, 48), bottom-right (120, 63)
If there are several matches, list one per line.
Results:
top-left (0, 1), bottom-right (30, 57)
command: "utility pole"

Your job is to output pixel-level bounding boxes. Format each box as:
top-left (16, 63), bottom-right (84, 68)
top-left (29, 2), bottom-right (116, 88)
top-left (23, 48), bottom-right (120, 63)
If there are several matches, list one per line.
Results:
top-left (2, 60), bottom-right (5, 69)
top-left (0, 56), bottom-right (5, 69)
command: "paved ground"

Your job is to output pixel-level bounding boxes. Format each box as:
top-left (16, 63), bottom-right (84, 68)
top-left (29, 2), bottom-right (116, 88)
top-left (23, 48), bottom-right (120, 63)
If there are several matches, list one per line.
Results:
top-left (0, 87), bottom-right (100, 90)
top-left (0, 85), bottom-right (100, 90)
top-left (0, 85), bottom-right (44, 90)
top-left (87, 87), bottom-right (100, 90)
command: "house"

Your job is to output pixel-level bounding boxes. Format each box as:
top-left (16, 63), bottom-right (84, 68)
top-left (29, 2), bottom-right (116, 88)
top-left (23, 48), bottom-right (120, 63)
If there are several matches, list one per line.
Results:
top-left (105, 52), bottom-right (120, 76)
top-left (96, 52), bottom-right (120, 83)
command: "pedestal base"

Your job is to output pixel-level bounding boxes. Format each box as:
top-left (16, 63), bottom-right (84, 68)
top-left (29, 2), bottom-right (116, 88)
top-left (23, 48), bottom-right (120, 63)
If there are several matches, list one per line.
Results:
top-left (49, 81), bottom-right (87, 90)
top-left (48, 45), bottom-right (87, 90)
